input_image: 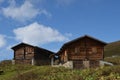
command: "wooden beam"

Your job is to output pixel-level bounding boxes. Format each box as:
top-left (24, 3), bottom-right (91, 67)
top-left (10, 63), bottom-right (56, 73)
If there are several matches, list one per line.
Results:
top-left (84, 37), bottom-right (88, 60)
top-left (24, 46), bottom-right (26, 59)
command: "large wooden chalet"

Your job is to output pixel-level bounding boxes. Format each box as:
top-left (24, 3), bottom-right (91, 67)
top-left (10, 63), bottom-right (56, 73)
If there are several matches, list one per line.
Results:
top-left (56, 35), bottom-right (107, 69)
top-left (11, 43), bottom-right (54, 65)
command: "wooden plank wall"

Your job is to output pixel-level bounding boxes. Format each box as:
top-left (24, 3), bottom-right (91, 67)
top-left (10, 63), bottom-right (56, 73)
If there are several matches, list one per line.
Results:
top-left (59, 37), bottom-right (104, 68)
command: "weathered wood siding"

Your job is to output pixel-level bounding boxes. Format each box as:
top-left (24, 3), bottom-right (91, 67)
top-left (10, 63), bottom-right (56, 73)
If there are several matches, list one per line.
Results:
top-left (73, 60), bottom-right (100, 69)
top-left (34, 48), bottom-right (51, 65)
top-left (15, 59), bottom-right (31, 64)
top-left (73, 61), bottom-right (84, 69)
top-left (60, 37), bottom-right (104, 62)
top-left (14, 45), bottom-right (34, 64)
top-left (58, 36), bottom-right (106, 69)
top-left (14, 47), bottom-right (24, 59)
top-left (25, 46), bottom-right (34, 59)
top-left (89, 60), bottom-right (99, 68)
top-left (12, 43), bottom-right (54, 65)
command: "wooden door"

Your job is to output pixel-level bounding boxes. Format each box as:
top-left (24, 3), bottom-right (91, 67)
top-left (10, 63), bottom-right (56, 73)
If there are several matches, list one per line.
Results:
top-left (73, 61), bottom-right (84, 69)
top-left (90, 60), bottom-right (99, 68)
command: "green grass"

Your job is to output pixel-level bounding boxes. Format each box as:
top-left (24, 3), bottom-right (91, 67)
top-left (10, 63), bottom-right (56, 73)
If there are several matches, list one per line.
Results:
top-left (0, 57), bottom-right (120, 80)
top-left (104, 41), bottom-right (120, 57)
top-left (1, 40), bottom-right (120, 80)
top-left (0, 64), bottom-right (37, 80)
top-left (104, 56), bottom-right (120, 65)
top-left (0, 64), bottom-right (120, 80)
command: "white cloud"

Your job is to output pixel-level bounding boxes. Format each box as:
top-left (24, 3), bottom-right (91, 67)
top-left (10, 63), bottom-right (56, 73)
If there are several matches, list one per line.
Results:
top-left (0, 34), bottom-right (6, 48)
top-left (13, 22), bottom-right (68, 45)
top-left (56, 0), bottom-right (75, 6)
top-left (2, 0), bottom-right (51, 22)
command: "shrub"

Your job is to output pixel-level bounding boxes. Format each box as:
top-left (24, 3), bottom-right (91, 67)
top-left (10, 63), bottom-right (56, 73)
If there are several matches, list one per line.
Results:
top-left (11, 71), bottom-right (38, 80)
top-left (0, 60), bottom-right (12, 67)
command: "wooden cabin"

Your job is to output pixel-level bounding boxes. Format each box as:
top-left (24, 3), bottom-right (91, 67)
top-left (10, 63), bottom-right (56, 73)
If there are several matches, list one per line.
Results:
top-left (11, 43), bottom-right (54, 65)
top-left (57, 35), bottom-right (107, 69)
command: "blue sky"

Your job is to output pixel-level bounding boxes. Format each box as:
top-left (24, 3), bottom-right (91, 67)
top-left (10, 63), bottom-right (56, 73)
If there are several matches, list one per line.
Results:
top-left (0, 0), bottom-right (120, 61)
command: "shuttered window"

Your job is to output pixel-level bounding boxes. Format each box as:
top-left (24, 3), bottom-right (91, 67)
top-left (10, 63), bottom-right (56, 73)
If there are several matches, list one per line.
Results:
top-left (75, 47), bottom-right (80, 54)
top-left (92, 47), bottom-right (97, 54)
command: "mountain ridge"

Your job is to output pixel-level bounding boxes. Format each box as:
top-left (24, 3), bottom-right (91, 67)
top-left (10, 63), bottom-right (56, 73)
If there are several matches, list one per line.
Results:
top-left (104, 40), bottom-right (120, 57)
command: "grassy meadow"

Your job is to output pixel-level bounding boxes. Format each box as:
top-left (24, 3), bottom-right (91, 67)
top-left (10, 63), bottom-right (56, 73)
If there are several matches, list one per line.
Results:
top-left (0, 57), bottom-right (120, 80)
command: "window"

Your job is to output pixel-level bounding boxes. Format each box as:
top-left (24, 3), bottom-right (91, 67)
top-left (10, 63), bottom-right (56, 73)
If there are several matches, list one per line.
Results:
top-left (15, 54), bottom-right (24, 59)
top-left (26, 52), bottom-right (32, 54)
top-left (75, 47), bottom-right (80, 54)
top-left (92, 47), bottom-right (97, 53)
top-left (26, 52), bottom-right (28, 54)
top-left (15, 50), bottom-right (25, 59)
top-left (26, 47), bottom-right (34, 53)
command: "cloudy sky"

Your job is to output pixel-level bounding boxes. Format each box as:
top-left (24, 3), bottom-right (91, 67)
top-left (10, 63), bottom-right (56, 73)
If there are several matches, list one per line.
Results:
top-left (0, 0), bottom-right (120, 61)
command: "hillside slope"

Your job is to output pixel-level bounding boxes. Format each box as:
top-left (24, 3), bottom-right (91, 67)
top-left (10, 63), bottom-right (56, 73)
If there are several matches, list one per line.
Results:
top-left (0, 59), bottom-right (120, 80)
top-left (0, 65), bottom-right (120, 80)
top-left (104, 41), bottom-right (120, 57)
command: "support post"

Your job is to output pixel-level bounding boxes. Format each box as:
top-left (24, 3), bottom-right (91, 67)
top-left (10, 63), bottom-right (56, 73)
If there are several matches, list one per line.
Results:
top-left (64, 50), bottom-right (68, 62)
top-left (12, 60), bottom-right (15, 65)
top-left (32, 58), bottom-right (34, 65)
top-left (51, 57), bottom-right (54, 66)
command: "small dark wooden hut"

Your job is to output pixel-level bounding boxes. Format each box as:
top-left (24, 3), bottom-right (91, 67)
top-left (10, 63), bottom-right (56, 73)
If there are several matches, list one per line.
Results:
top-left (57, 35), bottom-right (107, 69)
top-left (11, 43), bottom-right (54, 65)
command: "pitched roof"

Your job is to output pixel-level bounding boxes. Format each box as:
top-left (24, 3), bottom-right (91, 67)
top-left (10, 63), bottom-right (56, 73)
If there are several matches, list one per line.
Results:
top-left (57, 35), bottom-right (107, 54)
top-left (11, 42), bottom-right (34, 50)
top-left (11, 42), bottom-right (55, 54)
top-left (65, 35), bottom-right (107, 45)
top-left (35, 46), bottom-right (55, 54)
